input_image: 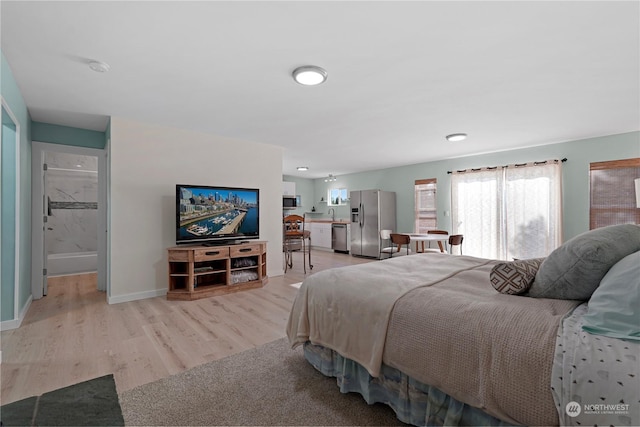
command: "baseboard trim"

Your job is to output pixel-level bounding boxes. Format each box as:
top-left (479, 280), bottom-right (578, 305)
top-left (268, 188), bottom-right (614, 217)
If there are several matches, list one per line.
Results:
top-left (0, 319), bottom-right (19, 332)
top-left (108, 288), bottom-right (167, 305)
top-left (0, 295), bottom-right (33, 332)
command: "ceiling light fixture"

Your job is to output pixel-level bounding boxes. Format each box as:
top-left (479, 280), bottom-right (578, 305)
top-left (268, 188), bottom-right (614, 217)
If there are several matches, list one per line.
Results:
top-left (324, 174), bottom-right (337, 182)
top-left (88, 60), bottom-right (110, 73)
top-left (292, 66), bottom-right (327, 86)
top-left (297, 166), bottom-right (309, 171)
top-left (446, 133), bottom-right (468, 142)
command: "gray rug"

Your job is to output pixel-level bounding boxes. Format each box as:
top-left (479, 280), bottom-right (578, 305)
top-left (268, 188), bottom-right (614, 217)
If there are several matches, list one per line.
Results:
top-left (120, 337), bottom-right (406, 426)
top-left (0, 374), bottom-right (124, 426)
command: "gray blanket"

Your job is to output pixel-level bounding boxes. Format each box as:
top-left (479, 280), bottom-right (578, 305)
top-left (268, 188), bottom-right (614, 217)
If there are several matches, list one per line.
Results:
top-left (384, 258), bottom-right (579, 425)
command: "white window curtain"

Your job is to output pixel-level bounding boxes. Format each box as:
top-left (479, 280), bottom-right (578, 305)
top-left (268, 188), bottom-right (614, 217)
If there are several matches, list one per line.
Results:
top-left (451, 168), bottom-right (503, 258)
top-left (451, 161), bottom-right (562, 260)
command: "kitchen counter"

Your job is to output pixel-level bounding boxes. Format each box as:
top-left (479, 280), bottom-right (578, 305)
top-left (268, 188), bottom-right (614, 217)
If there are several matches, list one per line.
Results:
top-left (306, 219), bottom-right (350, 224)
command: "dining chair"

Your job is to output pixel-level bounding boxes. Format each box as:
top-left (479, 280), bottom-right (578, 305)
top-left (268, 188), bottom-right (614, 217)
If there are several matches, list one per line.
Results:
top-left (379, 229), bottom-right (394, 259)
top-left (283, 214), bottom-right (313, 273)
top-left (389, 233), bottom-right (412, 257)
top-left (449, 234), bottom-right (464, 255)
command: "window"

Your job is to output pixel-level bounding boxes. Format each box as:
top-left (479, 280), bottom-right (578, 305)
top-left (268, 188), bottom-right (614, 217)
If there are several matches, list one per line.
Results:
top-left (451, 160), bottom-right (562, 260)
top-left (327, 188), bottom-right (348, 206)
top-left (590, 158), bottom-right (640, 229)
top-left (414, 179), bottom-right (437, 233)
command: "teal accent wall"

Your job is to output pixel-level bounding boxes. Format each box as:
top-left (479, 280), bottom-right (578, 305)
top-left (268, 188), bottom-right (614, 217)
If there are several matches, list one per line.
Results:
top-left (105, 118), bottom-right (111, 147)
top-left (312, 132), bottom-right (640, 242)
top-left (1, 51), bottom-right (32, 322)
top-left (32, 121), bottom-right (106, 148)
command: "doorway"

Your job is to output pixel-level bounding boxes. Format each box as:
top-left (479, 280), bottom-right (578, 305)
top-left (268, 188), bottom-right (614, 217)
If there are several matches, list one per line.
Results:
top-left (45, 151), bottom-right (99, 278)
top-left (31, 142), bottom-right (107, 299)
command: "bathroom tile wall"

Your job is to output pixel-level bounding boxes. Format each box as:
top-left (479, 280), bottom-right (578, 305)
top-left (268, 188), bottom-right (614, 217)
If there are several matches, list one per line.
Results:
top-left (45, 152), bottom-right (98, 255)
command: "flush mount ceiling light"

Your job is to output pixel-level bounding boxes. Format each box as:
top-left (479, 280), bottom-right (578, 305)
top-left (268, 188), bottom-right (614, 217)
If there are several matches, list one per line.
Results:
top-left (446, 133), bottom-right (468, 142)
top-left (297, 166), bottom-right (309, 171)
top-left (88, 60), bottom-right (110, 73)
top-left (292, 65), bottom-right (327, 86)
top-left (324, 174), bottom-right (337, 182)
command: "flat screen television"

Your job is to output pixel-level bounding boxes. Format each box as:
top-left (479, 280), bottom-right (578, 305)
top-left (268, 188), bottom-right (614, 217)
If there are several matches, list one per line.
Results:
top-left (176, 184), bottom-right (259, 245)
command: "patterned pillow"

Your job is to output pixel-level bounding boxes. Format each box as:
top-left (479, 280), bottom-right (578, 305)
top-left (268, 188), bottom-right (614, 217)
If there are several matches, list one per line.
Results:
top-left (490, 258), bottom-right (545, 295)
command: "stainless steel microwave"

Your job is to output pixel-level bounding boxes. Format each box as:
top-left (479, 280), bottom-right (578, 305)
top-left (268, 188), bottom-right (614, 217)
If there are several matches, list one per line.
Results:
top-left (283, 196), bottom-right (297, 209)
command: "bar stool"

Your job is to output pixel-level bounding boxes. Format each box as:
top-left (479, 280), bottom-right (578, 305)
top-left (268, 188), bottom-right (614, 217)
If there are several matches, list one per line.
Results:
top-left (283, 214), bottom-right (313, 273)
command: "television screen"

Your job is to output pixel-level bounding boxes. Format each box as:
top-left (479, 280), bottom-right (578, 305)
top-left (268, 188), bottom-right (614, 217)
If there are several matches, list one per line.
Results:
top-left (176, 184), bottom-right (259, 245)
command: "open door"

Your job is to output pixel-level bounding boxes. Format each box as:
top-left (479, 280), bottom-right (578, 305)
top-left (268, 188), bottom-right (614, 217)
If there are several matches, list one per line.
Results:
top-left (31, 147), bottom-right (49, 298)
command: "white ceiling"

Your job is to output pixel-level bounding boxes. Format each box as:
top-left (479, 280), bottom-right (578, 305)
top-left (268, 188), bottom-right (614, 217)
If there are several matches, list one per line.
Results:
top-left (2, 1), bottom-right (639, 178)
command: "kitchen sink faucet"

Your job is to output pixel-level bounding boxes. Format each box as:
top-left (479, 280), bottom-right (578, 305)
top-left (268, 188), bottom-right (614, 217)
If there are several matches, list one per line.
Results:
top-left (328, 208), bottom-right (335, 221)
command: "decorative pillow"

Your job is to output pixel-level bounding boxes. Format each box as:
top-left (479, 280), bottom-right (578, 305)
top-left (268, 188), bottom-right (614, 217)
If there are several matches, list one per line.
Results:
top-left (528, 224), bottom-right (640, 300)
top-left (582, 251), bottom-right (640, 341)
top-left (490, 258), bottom-right (545, 295)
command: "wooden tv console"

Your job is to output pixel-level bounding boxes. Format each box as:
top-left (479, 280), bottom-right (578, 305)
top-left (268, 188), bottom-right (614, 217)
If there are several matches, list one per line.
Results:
top-left (167, 241), bottom-right (267, 301)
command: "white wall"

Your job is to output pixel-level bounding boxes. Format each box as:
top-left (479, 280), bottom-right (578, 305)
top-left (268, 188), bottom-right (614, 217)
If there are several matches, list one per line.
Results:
top-left (109, 117), bottom-right (283, 302)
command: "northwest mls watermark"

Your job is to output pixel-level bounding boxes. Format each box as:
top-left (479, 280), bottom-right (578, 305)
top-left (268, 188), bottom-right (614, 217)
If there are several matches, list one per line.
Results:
top-left (566, 401), bottom-right (630, 417)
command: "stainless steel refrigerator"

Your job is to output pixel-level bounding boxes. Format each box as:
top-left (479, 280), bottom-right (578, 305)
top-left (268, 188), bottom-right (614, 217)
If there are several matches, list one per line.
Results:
top-left (350, 190), bottom-right (396, 257)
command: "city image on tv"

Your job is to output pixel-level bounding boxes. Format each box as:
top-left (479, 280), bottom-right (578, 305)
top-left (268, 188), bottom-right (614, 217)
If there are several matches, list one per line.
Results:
top-left (177, 185), bottom-right (259, 242)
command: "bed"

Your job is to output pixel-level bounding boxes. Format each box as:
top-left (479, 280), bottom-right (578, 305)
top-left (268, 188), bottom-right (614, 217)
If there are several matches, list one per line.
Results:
top-left (286, 224), bottom-right (640, 426)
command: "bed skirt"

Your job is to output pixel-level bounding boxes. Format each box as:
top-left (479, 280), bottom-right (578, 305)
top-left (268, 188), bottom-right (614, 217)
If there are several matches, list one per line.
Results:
top-left (303, 342), bottom-right (515, 427)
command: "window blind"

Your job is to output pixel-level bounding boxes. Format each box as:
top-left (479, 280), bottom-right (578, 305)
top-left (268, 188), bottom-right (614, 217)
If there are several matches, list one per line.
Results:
top-left (414, 179), bottom-right (437, 233)
top-left (590, 158), bottom-right (640, 229)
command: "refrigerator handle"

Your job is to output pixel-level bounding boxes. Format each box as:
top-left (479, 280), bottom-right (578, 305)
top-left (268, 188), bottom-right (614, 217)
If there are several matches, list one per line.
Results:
top-left (360, 203), bottom-right (364, 228)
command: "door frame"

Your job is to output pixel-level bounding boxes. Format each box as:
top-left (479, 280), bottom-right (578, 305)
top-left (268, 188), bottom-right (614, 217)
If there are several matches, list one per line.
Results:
top-left (1, 98), bottom-right (21, 328)
top-left (31, 141), bottom-right (108, 299)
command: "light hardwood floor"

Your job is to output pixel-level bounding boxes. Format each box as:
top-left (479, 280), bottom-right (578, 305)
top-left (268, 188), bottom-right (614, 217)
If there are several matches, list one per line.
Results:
top-left (0, 249), bottom-right (373, 405)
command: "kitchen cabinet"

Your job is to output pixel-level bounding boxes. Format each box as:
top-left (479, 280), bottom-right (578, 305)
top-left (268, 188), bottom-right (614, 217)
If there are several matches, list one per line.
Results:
top-left (282, 181), bottom-right (296, 196)
top-left (310, 222), bottom-right (332, 249)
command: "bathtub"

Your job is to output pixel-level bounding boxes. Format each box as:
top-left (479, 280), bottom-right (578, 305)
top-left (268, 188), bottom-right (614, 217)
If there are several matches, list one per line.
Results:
top-left (47, 251), bottom-right (97, 276)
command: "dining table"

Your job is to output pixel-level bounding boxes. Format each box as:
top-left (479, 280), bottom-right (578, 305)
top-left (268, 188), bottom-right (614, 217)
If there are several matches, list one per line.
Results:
top-left (404, 233), bottom-right (448, 253)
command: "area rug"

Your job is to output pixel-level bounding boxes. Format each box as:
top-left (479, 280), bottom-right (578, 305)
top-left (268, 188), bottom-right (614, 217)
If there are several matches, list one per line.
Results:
top-left (120, 337), bottom-right (405, 426)
top-left (0, 374), bottom-right (124, 426)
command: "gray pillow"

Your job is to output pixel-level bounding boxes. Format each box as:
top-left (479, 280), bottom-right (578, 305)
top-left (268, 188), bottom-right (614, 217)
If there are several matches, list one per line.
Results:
top-left (528, 224), bottom-right (640, 300)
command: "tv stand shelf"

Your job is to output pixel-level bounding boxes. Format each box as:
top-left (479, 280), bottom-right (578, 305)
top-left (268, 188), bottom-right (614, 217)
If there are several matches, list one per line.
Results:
top-left (167, 241), bottom-right (267, 301)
